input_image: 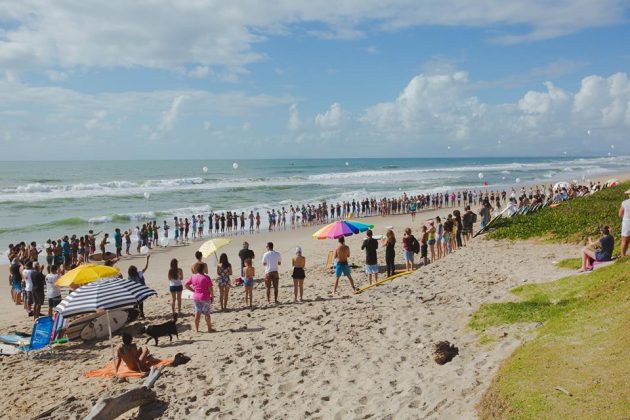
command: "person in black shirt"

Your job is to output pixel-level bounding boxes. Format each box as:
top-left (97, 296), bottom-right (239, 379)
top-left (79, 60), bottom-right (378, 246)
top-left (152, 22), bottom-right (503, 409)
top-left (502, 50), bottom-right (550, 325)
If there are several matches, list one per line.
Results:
top-left (31, 263), bottom-right (46, 319)
top-left (361, 229), bottom-right (379, 285)
top-left (238, 242), bottom-right (255, 277)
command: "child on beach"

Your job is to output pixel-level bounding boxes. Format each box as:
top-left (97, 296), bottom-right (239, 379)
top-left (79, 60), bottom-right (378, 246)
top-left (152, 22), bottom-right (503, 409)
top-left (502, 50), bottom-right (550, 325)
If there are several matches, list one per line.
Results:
top-left (216, 253), bottom-right (232, 311)
top-left (244, 258), bottom-right (255, 309)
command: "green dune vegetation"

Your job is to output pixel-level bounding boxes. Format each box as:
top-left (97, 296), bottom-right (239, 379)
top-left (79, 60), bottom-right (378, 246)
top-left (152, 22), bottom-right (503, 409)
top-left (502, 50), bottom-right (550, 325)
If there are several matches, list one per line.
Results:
top-left (472, 182), bottom-right (630, 418)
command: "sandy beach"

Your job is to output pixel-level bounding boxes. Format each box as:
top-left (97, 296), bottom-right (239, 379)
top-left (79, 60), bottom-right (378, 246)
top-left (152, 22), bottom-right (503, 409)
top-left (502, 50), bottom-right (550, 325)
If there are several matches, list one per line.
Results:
top-left (0, 202), bottom-right (582, 419)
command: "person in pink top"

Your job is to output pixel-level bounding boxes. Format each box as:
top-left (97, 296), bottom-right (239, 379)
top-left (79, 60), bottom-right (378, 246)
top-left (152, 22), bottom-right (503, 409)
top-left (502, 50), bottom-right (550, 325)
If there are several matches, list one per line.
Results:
top-left (184, 264), bottom-right (215, 332)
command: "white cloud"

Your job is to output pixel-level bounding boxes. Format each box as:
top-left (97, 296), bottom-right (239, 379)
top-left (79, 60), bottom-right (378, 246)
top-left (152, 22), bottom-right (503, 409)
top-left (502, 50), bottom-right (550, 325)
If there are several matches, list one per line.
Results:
top-left (315, 102), bottom-right (349, 130)
top-left (288, 103), bottom-right (301, 131)
top-left (573, 72), bottom-right (630, 127)
top-left (45, 70), bottom-right (68, 82)
top-left (84, 110), bottom-right (108, 130)
top-left (188, 66), bottom-right (211, 79)
top-left (518, 82), bottom-right (569, 115)
top-left (0, 1), bottom-right (624, 76)
top-left (203, 121), bottom-right (212, 130)
top-left (242, 122), bottom-right (251, 131)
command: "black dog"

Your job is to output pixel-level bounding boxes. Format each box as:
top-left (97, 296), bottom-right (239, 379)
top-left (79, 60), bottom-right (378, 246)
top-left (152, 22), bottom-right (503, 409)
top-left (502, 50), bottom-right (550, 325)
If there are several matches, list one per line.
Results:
top-left (140, 319), bottom-right (178, 345)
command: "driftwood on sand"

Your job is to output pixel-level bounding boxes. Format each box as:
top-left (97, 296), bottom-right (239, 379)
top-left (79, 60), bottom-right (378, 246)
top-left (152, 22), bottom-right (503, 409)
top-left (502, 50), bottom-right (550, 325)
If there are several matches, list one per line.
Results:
top-left (85, 366), bottom-right (163, 420)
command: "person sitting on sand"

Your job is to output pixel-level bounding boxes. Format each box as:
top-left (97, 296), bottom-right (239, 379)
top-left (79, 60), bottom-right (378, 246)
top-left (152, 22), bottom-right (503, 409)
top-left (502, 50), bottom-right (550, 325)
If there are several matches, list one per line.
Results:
top-left (579, 225), bottom-right (614, 272)
top-left (333, 236), bottom-right (357, 294)
top-left (115, 333), bottom-right (153, 373)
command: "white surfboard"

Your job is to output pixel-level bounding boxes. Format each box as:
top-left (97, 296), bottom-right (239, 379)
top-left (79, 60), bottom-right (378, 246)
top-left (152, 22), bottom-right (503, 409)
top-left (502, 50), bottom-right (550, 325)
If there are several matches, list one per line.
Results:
top-left (66, 312), bottom-right (101, 341)
top-left (0, 344), bottom-right (19, 355)
top-left (80, 310), bottom-right (129, 341)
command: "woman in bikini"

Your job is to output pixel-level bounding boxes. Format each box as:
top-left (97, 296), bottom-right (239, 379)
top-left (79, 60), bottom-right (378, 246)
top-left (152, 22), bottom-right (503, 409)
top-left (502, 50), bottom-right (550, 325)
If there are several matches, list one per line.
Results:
top-left (216, 253), bottom-right (232, 311)
top-left (291, 247), bottom-right (306, 302)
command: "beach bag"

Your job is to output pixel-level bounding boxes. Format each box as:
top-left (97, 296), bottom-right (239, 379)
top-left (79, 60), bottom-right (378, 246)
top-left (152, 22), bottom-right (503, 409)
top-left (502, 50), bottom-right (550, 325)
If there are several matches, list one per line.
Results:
top-left (411, 236), bottom-right (420, 254)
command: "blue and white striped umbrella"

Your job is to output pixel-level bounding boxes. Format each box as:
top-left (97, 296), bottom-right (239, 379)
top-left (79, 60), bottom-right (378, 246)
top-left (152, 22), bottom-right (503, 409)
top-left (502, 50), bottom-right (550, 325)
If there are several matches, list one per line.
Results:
top-left (55, 277), bottom-right (156, 317)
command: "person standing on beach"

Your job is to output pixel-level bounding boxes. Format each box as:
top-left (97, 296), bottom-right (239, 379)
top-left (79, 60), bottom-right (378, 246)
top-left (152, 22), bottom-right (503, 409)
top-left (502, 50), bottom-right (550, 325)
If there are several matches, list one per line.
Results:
top-left (168, 258), bottom-right (184, 317)
top-left (238, 242), bottom-right (255, 277)
top-left (45, 265), bottom-right (61, 316)
top-left (216, 253), bottom-right (232, 311)
top-left (479, 199), bottom-right (493, 230)
top-left (462, 206), bottom-right (475, 241)
top-left (382, 229), bottom-right (396, 277)
top-left (114, 228), bottom-right (122, 258)
top-left (401, 228), bottom-right (416, 271)
top-left (361, 230), bottom-right (379, 285)
top-left (291, 246), bottom-right (306, 302)
top-left (243, 259), bottom-right (255, 309)
top-left (184, 264), bottom-right (215, 333)
top-left (619, 188), bottom-right (630, 257)
top-left (191, 251), bottom-right (208, 274)
top-left (333, 236), bottom-right (356, 293)
top-left (261, 242), bottom-right (282, 304)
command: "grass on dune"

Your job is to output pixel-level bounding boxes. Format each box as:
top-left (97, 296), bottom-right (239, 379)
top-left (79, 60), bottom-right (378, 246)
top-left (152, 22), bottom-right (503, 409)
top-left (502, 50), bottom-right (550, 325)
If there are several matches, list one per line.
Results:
top-left (473, 181), bottom-right (630, 418)
top-left (475, 259), bottom-right (630, 418)
top-left (555, 257), bottom-right (582, 270)
top-left (487, 181), bottom-right (629, 244)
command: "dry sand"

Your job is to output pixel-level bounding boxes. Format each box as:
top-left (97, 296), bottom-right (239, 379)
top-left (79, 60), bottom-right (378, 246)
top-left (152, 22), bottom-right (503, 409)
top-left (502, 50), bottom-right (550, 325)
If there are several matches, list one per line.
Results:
top-left (0, 206), bottom-right (580, 419)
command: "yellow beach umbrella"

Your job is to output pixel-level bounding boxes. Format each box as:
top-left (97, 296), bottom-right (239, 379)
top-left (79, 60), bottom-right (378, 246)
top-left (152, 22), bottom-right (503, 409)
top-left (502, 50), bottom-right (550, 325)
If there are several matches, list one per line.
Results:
top-left (198, 238), bottom-right (231, 258)
top-left (55, 264), bottom-right (120, 287)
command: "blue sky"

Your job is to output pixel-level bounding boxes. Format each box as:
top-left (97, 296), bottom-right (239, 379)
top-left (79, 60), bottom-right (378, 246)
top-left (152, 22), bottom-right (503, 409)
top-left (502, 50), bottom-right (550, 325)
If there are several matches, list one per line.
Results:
top-left (0, 1), bottom-right (629, 159)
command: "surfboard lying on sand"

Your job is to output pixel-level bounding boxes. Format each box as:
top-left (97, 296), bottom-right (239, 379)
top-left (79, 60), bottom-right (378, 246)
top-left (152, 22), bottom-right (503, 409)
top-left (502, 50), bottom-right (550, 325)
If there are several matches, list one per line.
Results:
top-left (0, 334), bottom-right (30, 346)
top-left (353, 270), bottom-right (413, 294)
top-left (80, 310), bottom-right (128, 341)
top-left (0, 344), bottom-right (19, 355)
top-left (65, 312), bottom-right (101, 341)
top-left (88, 252), bottom-right (117, 262)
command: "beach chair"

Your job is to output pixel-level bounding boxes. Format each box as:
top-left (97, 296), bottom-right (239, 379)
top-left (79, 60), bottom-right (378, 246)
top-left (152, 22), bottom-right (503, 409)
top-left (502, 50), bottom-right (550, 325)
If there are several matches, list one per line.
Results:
top-left (323, 251), bottom-right (334, 271)
top-left (19, 316), bottom-right (54, 357)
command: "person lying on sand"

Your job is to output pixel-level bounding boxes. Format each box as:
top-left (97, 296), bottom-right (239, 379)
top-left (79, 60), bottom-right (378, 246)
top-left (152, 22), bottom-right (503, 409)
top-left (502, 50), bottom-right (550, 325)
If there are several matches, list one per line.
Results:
top-left (115, 333), bottom-right (154, 373)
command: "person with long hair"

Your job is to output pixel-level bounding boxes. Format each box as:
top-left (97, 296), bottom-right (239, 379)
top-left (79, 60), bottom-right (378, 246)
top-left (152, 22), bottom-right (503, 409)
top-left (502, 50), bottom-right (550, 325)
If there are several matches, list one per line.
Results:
top-left (579, 226), bottom-right (614, 272)
top-left (382, 229), bottom-right (397, 277)
top-left (216, 253), bottom-right (232, 311)
top-left (168, 258), bottom-right (184, 317)
top-left (291, 247), bottom-right (306, 302)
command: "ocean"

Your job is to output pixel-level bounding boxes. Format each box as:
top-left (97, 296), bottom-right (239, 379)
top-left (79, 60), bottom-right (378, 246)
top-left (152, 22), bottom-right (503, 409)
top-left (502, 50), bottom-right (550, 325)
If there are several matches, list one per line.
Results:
top-left (1, 156), bottom-right (628, 258)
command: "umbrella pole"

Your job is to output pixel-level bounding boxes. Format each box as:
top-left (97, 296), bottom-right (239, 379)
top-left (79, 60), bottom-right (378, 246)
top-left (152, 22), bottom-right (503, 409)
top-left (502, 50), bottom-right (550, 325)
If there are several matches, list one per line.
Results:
top-left (106, 310), bottom-right (116, 363)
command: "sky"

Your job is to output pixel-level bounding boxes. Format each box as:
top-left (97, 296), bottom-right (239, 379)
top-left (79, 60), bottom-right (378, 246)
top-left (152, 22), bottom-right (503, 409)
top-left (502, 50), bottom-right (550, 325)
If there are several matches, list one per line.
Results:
top-left (0, 0), bottom-right (629, 160)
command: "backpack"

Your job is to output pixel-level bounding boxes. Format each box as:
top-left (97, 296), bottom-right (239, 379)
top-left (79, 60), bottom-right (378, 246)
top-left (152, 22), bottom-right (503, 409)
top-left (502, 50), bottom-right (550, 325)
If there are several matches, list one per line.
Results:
top-left (411, 236), bottom-right (420, 254)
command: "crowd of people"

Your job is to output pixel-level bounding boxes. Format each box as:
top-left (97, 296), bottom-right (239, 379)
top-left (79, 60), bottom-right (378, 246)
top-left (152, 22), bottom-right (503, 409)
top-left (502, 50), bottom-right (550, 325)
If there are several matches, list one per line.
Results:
top-left (5, 181), bottom-right (622, 327)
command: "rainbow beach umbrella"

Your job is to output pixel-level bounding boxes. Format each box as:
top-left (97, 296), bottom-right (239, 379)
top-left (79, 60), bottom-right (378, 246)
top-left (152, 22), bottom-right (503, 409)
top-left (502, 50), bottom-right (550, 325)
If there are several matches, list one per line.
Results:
top-left (312, 220), bottom-right (375, 240)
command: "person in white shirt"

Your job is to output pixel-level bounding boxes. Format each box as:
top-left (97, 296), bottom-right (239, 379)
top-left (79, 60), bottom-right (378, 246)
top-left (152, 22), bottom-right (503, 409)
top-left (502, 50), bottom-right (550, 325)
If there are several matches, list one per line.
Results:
top-left (261, 242), bottom-right (282, 304)
top-left (21, 262), bottom-right (34, 314)
top-left (620, 189), bottom-right (630, 257)
top-left (45, 265), bottom-right (62, 316)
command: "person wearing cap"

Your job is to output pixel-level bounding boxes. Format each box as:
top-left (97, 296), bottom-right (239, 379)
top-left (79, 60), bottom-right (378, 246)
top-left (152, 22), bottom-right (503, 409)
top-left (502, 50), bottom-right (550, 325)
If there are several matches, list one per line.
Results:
top-left (291, 246), bottom-right (306, 302)
top-left (620, 188), bottom-right (630, 257)
top-left (238, 242), bottom-right (255, 277)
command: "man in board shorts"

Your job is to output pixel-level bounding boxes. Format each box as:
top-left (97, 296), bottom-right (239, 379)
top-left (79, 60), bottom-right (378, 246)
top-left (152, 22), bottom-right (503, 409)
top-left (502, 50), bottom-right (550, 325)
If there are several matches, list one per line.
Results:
top-left (261, 242), bottom-right (282, 304)
top-left (333, 236), bottom-right (357, 294)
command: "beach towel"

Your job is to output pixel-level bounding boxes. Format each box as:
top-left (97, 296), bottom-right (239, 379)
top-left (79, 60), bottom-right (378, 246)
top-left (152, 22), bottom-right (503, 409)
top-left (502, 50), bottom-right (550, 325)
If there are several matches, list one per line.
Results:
top-left (84, 358), bottom-right (173, 379)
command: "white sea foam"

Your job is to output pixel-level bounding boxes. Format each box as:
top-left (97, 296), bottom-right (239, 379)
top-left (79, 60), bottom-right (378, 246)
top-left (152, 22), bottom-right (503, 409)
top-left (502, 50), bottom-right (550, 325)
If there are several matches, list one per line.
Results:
top-left (1, 156), bottom-right (628, 203)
